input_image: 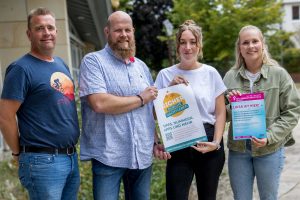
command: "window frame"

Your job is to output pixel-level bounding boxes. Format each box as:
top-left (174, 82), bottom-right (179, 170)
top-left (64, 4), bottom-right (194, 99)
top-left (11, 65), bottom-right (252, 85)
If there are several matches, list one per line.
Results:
top-left (292, 5), bottom-right (300, 20)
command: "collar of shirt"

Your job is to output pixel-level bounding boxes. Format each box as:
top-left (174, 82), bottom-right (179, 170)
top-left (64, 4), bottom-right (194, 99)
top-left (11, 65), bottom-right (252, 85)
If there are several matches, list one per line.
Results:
top-left (237, 64), bottom-right (269, 80)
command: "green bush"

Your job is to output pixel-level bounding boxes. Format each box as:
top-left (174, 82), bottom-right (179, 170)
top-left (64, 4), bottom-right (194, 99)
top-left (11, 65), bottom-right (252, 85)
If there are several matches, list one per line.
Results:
top-left (282, 48), bottom-right (300, 73)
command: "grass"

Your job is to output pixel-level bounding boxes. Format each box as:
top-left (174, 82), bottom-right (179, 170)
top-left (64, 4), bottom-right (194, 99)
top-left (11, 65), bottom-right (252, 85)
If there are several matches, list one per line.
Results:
top-left (0, 160), bottom-right (28, 200)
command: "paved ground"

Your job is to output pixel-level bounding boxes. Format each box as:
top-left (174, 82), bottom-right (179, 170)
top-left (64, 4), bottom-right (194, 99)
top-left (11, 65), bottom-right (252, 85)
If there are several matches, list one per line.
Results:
top-left (278, 119), bottom-right (300, 200)
top-left (277, 86), bottom-right (300, 200)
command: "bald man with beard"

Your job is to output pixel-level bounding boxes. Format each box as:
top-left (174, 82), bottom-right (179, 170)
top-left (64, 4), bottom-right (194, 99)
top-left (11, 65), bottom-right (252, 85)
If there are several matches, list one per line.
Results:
top-left (79, 11), bottom-right (158, 200)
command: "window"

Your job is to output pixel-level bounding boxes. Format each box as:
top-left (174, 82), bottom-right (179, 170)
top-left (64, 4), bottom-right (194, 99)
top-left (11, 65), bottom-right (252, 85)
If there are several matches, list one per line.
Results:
top-left (292, 6), bottom-right (299, 20)
top-left (70, 39), bottom-right (85, 87)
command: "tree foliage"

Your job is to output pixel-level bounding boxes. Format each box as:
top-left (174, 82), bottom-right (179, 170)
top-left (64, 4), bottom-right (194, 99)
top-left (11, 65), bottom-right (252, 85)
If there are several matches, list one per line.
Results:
top-left (267, 29), bottom-right (294, 64)
top-left (120, 0), bottom-right (297, 75)
top-left (282, 48), bottom-right (300, 73)
top-left (125, 0), bottom-right (173, 71)
top-left (170, 0), bottom-right (284, 75)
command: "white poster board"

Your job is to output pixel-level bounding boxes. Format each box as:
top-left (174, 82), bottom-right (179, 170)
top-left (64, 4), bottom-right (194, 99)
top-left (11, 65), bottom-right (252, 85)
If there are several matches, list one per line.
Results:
top-left (154, 84), bottom-right (207, 152)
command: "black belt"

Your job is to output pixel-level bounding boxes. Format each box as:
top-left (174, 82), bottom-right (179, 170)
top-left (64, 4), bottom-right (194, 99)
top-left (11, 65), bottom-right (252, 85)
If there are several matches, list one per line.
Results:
top-left (20, 146), bottom-right (76, 155)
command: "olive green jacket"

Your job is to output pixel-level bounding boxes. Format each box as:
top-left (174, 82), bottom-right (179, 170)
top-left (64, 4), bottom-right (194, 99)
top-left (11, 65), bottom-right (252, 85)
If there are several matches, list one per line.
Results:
top-left (223, 64), bottom-right (300, 156)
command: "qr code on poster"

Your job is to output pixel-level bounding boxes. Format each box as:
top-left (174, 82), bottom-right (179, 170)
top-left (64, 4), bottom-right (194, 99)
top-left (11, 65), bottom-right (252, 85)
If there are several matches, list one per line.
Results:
top-left (165, 132), bottom-right (173, 141)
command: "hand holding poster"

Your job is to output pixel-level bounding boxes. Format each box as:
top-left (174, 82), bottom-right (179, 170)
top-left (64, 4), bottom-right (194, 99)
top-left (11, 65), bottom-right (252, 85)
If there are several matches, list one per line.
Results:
top-left (230, 92), bottom-right (267, 140)
top-left (154, 84), bottom-right (207, 152)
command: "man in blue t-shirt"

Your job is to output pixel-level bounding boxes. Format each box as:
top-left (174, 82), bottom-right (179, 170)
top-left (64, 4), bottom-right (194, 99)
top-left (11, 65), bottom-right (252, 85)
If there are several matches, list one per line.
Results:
top-left (0, 7), bottom-right (80, 199)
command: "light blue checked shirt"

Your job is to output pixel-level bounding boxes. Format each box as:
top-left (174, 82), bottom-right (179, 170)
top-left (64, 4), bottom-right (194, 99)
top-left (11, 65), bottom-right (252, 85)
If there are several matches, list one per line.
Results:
top-left (79, 44), bottom-right (155, 169)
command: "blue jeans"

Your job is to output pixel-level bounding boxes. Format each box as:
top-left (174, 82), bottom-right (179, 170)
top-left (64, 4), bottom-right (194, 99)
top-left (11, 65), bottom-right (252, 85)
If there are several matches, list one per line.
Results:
top-left (228, 145), bottom-right (285, 200)
top-left (92, 159), bottom-right (152, 200)
top-left (18, 152), bottom-right (80, 200)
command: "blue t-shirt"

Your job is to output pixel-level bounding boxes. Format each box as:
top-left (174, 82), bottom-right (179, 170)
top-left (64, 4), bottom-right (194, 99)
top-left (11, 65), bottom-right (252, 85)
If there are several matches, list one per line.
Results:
top-left (1, 54), bottom-right (80, 148)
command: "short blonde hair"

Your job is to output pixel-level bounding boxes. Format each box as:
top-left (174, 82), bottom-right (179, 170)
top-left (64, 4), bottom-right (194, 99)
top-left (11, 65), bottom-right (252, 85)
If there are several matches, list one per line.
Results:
top-left (176, 20), bottom-right (203, 60)
top-left (234, 25), bottom-right (277, 68)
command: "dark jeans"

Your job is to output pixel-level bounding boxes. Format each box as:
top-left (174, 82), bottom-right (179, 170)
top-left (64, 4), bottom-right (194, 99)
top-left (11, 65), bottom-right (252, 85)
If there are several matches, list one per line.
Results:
top-left (166, 123), bottom-right (225, 200)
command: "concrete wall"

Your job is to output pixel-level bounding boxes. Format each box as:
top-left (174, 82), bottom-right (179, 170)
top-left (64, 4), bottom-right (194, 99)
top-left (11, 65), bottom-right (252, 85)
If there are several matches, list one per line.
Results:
top-left (0, 0), bottom-right (71, 78)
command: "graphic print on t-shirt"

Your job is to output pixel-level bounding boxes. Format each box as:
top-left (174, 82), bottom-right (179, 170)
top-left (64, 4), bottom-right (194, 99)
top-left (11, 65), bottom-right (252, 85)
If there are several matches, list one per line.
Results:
top-left (50, 72), bottom-right (74, 101)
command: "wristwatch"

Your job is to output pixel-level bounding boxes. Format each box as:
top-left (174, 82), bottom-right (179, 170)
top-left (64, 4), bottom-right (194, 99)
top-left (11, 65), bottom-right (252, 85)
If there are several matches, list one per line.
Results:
top-left (212, 140), bottom-right (221, 150)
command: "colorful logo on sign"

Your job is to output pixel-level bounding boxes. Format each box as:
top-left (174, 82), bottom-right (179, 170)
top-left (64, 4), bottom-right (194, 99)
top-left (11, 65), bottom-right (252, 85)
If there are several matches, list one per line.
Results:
top-left (163, 92), bottom-right (189, 118)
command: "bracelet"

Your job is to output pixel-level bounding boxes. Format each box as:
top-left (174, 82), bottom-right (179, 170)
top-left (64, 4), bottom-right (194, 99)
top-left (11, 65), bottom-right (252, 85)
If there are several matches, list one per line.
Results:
top-left (136, 95), bottom-right (144, 107)
top-left (212, 140), bottom-right (221, 150)
top-left (12, 152), bottom-right (20, 156)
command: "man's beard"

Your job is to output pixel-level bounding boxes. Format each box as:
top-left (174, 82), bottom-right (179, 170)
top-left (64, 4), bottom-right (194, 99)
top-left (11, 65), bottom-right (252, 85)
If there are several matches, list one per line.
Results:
top-left (108, 36), bottom-right (136, 60)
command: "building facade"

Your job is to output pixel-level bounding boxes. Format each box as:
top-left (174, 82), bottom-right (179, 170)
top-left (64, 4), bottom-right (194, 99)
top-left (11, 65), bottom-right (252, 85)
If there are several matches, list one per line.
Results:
top-left (282, 0), bottom-right (300, 48)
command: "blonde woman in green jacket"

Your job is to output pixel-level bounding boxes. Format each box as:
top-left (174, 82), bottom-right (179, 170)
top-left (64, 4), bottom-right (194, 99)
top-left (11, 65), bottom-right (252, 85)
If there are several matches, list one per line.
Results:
top-left (223, 25), bottom-right (300, 200)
